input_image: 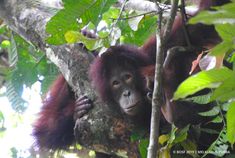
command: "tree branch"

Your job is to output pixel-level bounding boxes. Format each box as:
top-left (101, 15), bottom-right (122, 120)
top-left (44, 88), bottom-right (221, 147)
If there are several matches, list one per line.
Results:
top-left (147, 0), bottom-right (179, 158)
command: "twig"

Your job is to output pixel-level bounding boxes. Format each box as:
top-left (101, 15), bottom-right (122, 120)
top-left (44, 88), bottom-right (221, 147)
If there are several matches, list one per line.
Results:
top-left (163, 0), bottom-right (179, 42)
top-left (147, 0), bottom-right (179, 158)
top-left (109, 0), bottom-right (127, 36)
top-left (216, 100), bottom-right (226, 127)
top-left (147, 1), bottom-right (163, 158)
top-left (180, 0), bottom-right (191, 47)
top-left (109, 11), bottom-right (156, 20)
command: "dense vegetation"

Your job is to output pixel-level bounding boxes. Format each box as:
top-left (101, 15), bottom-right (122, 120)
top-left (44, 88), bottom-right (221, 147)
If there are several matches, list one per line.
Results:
top-left (0, 0), bottom-right (234, 157)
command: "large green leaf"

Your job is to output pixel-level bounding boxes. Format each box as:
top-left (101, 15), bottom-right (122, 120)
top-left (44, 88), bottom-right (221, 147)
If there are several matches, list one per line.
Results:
top-left (216, 24), bottom-right (235, 41)
top-left (210, 75), bottom-right (235, 102)
top-left (209, 24), bottom-right (235, 56)
top-left (227, 102), bottom-right (235, 145)
top-left (46, 0), bottom-right (116, 45)
top-left (189, 2), bottom-right (235, 25)
top-left (210, 41), bottom-right (232, 56)
top-left (173, 67), bottom-right (234, 100)
top-left (138, 139), bottom-right (149, 158)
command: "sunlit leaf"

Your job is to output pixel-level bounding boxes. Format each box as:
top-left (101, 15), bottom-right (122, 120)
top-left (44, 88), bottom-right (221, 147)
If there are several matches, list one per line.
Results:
top-left (173, 67), bottom-right (234, 100)
top-left (215, 24), bottom-right (235, 41)
top-left (119, 15), bottom-right (157, 46)
top-left (227, 102), bottom-right (235, 145)
top-left (189, 2), bottom-right (235, 25)
top-left (210, 75), bottom-right (235, 102)
top-left (65, 31), bottom-right (103, 50)
top-left (1, 40), bottom-right (11, 48)
top-left (46, 0), bottom-right (116, 45)
top-left (210, 41), bottom-right (232, 56)
top-left (138, 139), bottom-right (149, 158)
top-left (159, 147), bottom-right (171, 158)
top-left (159, 134), bottom-right (169, 145)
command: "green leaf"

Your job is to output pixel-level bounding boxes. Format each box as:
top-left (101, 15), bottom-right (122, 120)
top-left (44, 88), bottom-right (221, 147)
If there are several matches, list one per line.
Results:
top-left (189, 2), bottom-right (235, 25)
top-left (210, 41), bottom-right (232, 56)
top-left (98, 30), bottom-right (109, 38)
top-left (173, 67), bottom-right (234, 100)
top-left (159, 134), bottom-right (169, 145)
top-left (119, 15), bottom-right (157, 46)
top-left (215, 24), bottom-right (235, 41)
top-left (202, 128), bottom-right (228, 158)
top-left (46, 0), bottom-right (116, 45)
top-left (138, 139), bottom-right (149, 158)
top-left (102, 7), bottom-right (119, 25)
top-left (199, 106), bottom-right (220, 117)
top-left (227, 102), bottom-right (235, 145)
top-left (200, 128), bottom-right (220, 135)
top-left (173, 125), bottom-right (189, 144)
top-left (184, 93), bottom-right (212, 104)
top-left (211, 116), bottom-right (223, 123)
top-left (210, 75), bottom-right (235, 102)
top-left (80, 0), bottom-right (117, 26)
top-left (159, 147), bottom-right (171, 158)
top-left (130, 128), bottom-right (146, 142)
top-left (167, 125), bottom-right (189, 145)
top-left (0, 26), bottom-right (7, 34)
top-left (65, 31), bottom-right (103, 50)
top-left (1, 40), bottom-right (11, 48)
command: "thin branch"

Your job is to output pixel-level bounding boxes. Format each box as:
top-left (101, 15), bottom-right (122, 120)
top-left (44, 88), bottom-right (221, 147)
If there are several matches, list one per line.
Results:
top-left (163, 0), bottom-right (179, 42)
top-left (216, 100), bottom-right (226, 127)
top-left (147, 1), bottom-right (163, 158)
top-left (147, 0), bottom-right (179, 158)
top-left (180, 0), bottom-right (191, 47)
top-left (109, 0), bottom-right (127, 36)
top-left (110, 11), bottom-right (156, 20)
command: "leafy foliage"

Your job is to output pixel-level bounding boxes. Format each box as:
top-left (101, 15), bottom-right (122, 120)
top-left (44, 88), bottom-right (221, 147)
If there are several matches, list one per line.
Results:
top-left (0, 30), bottom-right (59, 112)
top-left (173, 68), bottom-right (235, 100)
top-left (46, 0), bottom-right (157, 51)
top-left (173, 1), bottom-right (235, 157)
top-left (46, 0), bottom-right (117, 45)
top-left (0, 0), bottom-right (235, 157)
top-left (202, 129), bottom-right (229, 158)
top-left (190, 2), bottom-right (235, 56)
